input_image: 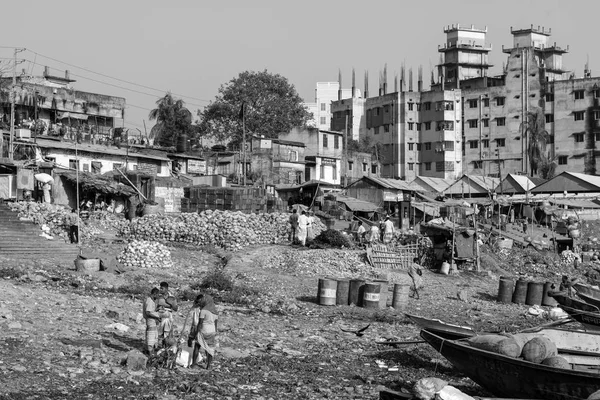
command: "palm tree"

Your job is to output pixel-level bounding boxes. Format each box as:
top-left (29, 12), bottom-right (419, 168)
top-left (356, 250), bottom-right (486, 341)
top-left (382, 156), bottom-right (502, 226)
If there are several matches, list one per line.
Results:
top-left (522, 108), bottom-right (551, 176)
top-left (148, 93), bottom-right (193, 148)
top-left (538, 152), bottom-right (558, 180)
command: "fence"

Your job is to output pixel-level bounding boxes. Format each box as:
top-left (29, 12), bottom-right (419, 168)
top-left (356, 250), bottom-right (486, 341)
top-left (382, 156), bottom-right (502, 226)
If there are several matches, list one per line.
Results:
top-left (366, 243), bottom-right (420, 270)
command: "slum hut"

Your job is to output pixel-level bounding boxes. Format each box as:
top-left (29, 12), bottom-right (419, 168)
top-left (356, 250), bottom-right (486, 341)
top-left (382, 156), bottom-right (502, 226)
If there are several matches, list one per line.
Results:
top-left (443, 174), bottom-right (500, 199)
top-left (345, 176), bottom-right (416, 229)
top-left (53, 169), bottom-right (137, 214)
top-left (275, 179), bottom-right (340, 209)
top-left (324, 194), bottom-right (381, 222)
top-left (420, 217), bottom-right (477, 270)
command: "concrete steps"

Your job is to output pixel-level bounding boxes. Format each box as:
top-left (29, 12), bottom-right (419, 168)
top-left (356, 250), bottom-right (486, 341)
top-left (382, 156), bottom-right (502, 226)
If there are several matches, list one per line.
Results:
top-left (0, 204), bottom-right (80, 257)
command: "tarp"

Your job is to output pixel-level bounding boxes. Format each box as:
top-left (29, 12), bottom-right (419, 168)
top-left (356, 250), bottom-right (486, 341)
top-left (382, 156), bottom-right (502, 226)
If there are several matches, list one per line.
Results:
top-left (549, 198), bottom-right (600, 209)
top-left (335, 195), bottom-right (379, 212)
top-left (57, 112), bottom-right (89, 120)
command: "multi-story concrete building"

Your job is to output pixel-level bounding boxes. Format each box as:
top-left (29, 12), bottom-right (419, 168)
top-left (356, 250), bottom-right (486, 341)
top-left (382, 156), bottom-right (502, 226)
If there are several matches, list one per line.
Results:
top-left (305, 82), bottom-right (355, 130)
top-left (248, 136), bottom-right (306, 184)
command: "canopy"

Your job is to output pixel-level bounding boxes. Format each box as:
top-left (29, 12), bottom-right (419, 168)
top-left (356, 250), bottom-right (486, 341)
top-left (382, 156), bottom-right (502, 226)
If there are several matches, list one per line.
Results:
top-left (57, 112), bottom-right (89, 121)
top-left (549, 198), bottom-right (600, 209)
top-left (57, 170), bottom-right (136, 196)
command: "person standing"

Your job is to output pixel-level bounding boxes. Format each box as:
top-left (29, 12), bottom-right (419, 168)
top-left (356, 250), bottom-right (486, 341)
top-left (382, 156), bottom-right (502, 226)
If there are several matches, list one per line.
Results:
top-left (368, 223), bottom-right (380, 244)
top-left (143, 288), bottom-right (161, 355)
top-left (289, 209), bottom-right (299, 244)
top-left (67, 209), bottom-right (79, 244)
top-left (383, 216), bottom-right (395, 244)
top-left (356, 221), bottom-right (366, 245)
top-left (409, 257), bottom-right (424, 299)
top-left (188, 294), bottom-right (219, 370)
top-left (42, 182), bottom-right (52, 203)
top-left (157, 282), bottom-right (178, 347)
top-left (297, 210), bottom-right (309, 246)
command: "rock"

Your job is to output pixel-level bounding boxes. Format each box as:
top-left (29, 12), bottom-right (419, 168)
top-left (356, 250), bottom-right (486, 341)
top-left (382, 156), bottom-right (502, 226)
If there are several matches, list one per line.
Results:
top-left (104, 323), bottom-right (130, 332)
top-left (106, 309), bottom-right (120, 320)
top-left (219, 347), bottom-right (249, 359)
top-left (0, 307), bottom-right (13, 320)
top-left (457, 290), bottom-right (469, 302)
top-left (125, 350), bottom-right (147, 371)
top-left (92, 304), bottom-right (104, 314)
top-left (110, 366), bottom-right (122, 374)
top-left (27, 273), bottom-right (48, 282)
top-left (8, 322), bottom-right (22, 329)
top-left (78, 349), bottom-right (94, 359)
top-left (11, 365), bottom-right (26, 372)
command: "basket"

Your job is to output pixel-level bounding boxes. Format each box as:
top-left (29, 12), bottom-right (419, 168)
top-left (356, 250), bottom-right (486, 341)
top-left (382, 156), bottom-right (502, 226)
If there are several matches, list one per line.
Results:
top-left (74, 258), bottom-right (100, 273)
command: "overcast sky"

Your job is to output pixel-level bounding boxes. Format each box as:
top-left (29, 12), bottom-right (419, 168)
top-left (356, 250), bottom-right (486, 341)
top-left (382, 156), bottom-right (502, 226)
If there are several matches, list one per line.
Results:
top-left (2, 0), bottom-right (590, 134)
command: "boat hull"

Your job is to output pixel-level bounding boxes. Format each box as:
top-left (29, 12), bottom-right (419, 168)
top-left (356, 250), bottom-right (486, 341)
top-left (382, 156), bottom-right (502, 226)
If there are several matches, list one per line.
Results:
top-left (421, 329), bottom-right (600, 400)
top-left (405, 313), bottom-right (474, 340)
top-left (560, 305), bottom-right (600, 332)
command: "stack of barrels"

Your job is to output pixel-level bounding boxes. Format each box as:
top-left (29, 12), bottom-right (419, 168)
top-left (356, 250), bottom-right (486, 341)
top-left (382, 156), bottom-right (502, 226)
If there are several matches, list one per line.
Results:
top-left (317, 277), bottom-right (411, 310)
top-left (497, 276), bottom-right (558, 307)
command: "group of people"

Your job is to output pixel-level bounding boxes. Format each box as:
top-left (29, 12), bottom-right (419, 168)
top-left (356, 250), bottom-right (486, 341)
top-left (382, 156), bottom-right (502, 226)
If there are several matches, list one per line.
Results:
top-left (355, 216), bottom-right (396, 245)
top-left (288, 209), bottom-right (316, 246)
top-left (143, 282), bottom-right (219, 370)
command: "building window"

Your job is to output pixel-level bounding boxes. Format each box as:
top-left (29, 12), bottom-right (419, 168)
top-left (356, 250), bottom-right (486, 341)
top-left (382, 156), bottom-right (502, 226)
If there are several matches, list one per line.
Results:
top-left (443, 141), bottom-right (455, 151)
top-left (596, 132), bottom-right (600, 141)
top-left (424, 102), bottom-right (431, 111)
top-left (408, 163), bottom-right (414, 171)
top-left (558, 156), bottom-right (568, 165)
top-left (113, 163), bottom-right (122, 170)
top-left (545, 93), bottom-right (554, 102)
top-left (425, 142), bottom-right (431, 151)
top-left (482, 98), bottom-right (490, 107)
top-left (371, 164), bottom-right (377, 174)
top-left (376, 107), bottom-right (381, 116)
top-left (425, 122), bottom-right (431, 130)
top-left (416, 103), bottom-right (422, 111)
top-left (473, 161), bottom-right (482, 169)
top-left (408, 103), bottom-right (414, 111)
top-left (416, 122), bottom-right (421, 131)
top-left (320, 103), bottom-right (326, 111)
top-left (383, 124), bottom-right (390, 132)
top-left (496, 138), bottom-right (506, 147)
top-left (595, 89), bottom-right (600, 98)
top-left (334, 135), bottom-right (339, 149)
top-left (574, 133), bottom-right (585, 142)
top-left (408, 143), bottom-right (414, 151)
top-left (468, 99), bottom-right (478, 108)
top-left (496, 117), bottom-right (506, 126)
top-left (289, 151), bottom-right (298, 161)
top-left (594, 110), bottom-right (600, 120)
top-left (574, 90), bottom-right (585, 100)
top-left (436, 161), bottom-right (444, 172)
top-left (468, 119), bottom-right (478, 128)
top-left (322, 134), bottom-right (329, 148)
top-left (362, 163), bottom-right (367, 172)
top-left (82, 163), bottom-right (90, 172)
top-left (408, 122), bottom-right (414, 130)
top-left (320, 165), bottom-right (325, 179)
top-left (482, 139), bottom-right (489, 148)
top-left (69, 159), bottom-right (79, 170)
top-left (574, 111), bottom-right (585, 121)
top-left (348, 161), bottom-right (353, 171)
top-left (482, 118), bottom-right (489, 127)
top-left (416, 143), bottom-right (422, 151)
top-left (496, 97), bottom-right (505, 106)
top-left (469, 141), bottom-right (478, 149)
top-left (332, 165), bottom-right (337, 179)
top-left (374, 126), bottom-right (380, 135)
top-left (545, 114), bottom-right (554, 123)
top-left (320, 117), bottom-right (326, 125)
top-left (425, 162), bottom-right (431, 171)
top-left (384, 105), bottom-right (390, 113)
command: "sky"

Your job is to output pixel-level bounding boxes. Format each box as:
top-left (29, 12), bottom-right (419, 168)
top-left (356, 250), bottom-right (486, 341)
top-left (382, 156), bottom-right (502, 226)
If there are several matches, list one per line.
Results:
top-left (1, 0), bottom-right (592, 135)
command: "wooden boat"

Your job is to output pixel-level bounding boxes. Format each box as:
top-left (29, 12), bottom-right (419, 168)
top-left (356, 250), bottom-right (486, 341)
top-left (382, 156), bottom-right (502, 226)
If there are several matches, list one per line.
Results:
top-left (405, 313), bottom-right (475, 340)
top-left (575, 283), bottom-right (600, 308)
top-left (550, 292), bottom-right (600, 332)
top-left (421, 328), bottom-right (600, 400)
top-left (379, 388), bottom-right (536, 400)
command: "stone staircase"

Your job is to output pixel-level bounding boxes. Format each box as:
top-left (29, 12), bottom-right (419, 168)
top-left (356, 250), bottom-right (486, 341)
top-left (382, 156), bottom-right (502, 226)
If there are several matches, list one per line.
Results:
top-left (0, 203), bottom-right (81, 258)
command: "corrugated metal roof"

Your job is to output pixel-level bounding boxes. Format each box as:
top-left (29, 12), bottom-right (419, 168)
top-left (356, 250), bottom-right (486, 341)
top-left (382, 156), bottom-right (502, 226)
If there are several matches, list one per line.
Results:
top-left (549, 198), bottom-right (600, 209)
top-left (532, 171), bottom-right (600, 193)
top-left (408, 176), bottom-right (455, 193)
top-left (362, 176), bottom-right (413, 191)
top-left (496, 174), bottom-right (537, 194)
top-left (335, 195), bottom-right (380, 212)
top-left (36, 139), bottom-right (170, 161)
top-left (444, 175), bottom-right (500, 195)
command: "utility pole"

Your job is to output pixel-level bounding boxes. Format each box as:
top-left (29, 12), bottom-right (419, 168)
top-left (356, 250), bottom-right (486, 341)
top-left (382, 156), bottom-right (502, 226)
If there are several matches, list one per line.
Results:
top-left (242, 102), bottom-right (246, 186)
top-left (9, 48), bottom-right (24, 160)
top-left (344, 109), bottom-right (349, 187)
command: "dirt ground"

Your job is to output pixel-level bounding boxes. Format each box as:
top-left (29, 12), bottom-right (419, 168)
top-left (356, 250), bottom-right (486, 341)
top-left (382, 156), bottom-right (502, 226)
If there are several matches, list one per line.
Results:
top-left (0, 238), bottom-right (577, 400)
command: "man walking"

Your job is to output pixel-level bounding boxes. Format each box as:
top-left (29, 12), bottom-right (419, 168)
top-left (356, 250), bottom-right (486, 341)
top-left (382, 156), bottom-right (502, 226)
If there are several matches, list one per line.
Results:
top-left (289, 209), bottom-right (299, 244)
top-left (143, 288), bottom-right (161, 355)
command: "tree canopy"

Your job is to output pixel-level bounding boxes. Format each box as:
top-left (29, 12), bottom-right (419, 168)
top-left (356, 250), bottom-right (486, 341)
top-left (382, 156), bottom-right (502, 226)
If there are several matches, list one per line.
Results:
top-left (148, 93), bottom-right (194, 148)
top-left (198, 70), bottom-right (312, 145)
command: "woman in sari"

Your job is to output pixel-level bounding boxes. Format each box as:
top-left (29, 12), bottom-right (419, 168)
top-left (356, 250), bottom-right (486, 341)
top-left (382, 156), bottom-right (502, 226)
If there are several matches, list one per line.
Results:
top-left (188, 294), bottom-right (219, 369)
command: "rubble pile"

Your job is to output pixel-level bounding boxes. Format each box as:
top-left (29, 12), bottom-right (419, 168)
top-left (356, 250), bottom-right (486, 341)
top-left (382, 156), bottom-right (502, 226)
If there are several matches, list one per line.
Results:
top-left (120, 210), bottom-right (326, 251)
top-left (257, 249), bottom-right (375, 278)
top-left (9, 202), bottom-right (79, 242)
top-left (117, 240), bottom-right (173, 269)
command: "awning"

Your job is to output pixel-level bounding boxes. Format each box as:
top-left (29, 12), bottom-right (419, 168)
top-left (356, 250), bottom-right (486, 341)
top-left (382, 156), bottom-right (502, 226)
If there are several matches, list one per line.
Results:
top-left (58, 112), bottom-right (88, 121)
top-left (57, 170), bottom-right (136, 196)
top-left (549, 198), bottom-right (600, 209)
top-left (336, 196), bottom-right (380, 212)
top-left (412, 202), bottom-right (440, 216)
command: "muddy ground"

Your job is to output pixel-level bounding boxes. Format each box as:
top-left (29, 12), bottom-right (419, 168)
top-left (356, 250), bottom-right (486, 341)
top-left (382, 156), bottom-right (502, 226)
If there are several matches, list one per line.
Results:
top-left (0, 238), bottom-right (580, 400)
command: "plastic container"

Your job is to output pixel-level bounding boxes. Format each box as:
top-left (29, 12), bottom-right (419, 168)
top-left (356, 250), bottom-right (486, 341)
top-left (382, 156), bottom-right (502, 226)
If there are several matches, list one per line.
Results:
top-left (512, 278), bottom-right (528, 304)
top-left (318, 278), bottom-right (337, 306)
top-left (542, 282), bottom-right (559, 307)
top-left (525, 281), bottom-right (544, 306)
top-left (392, 284), bottom-right (410, 310)
top-left (497, 276), bottom-right (515, 303)
top-left (348, 279), bottom-right (365, 306)
top-left (363, 283), bottom-right (381, 309)
top-left (74, 258), bottom-right (100, 273)
top-left (440, 262), bottom-right (450, 275)
top-left (336, 279), bottom-right (350, 306)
